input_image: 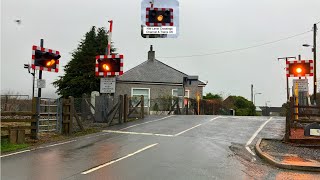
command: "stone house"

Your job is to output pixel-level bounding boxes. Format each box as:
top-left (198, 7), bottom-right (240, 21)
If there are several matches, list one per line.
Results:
top-left (115, 45), bottom-right (206, 111)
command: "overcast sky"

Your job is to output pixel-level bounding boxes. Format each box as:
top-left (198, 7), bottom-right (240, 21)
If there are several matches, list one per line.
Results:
top-left (1, 0), bottom-right (320, 106)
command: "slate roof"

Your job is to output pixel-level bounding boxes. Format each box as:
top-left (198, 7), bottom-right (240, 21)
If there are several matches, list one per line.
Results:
top-left (117, 59), bottom-right (206, 86)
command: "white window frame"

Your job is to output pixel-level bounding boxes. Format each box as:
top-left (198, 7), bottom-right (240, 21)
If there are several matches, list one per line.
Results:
top-left (131, 88), bottom-right (150, 107)
top-left (172, 89), bottom-right (190, 98)
top-left (172, 89), bottom-right (190, 107)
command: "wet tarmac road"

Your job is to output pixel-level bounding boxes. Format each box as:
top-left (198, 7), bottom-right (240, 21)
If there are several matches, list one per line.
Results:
top-left (1, 115), bottom-right (320, 180)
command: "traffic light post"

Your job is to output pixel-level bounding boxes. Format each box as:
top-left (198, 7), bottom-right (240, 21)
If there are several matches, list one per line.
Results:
top-left (38, 39), bottom-right (44, 99)
top-left (30, 39), bottom-right (61, 138)
top-left (313, 24), bottom-right (317, 104)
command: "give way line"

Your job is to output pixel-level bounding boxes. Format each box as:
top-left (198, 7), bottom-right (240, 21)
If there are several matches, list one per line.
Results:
top-left (245, 117), bottom-right (273, 156)
top-left (103, 116), bottom-right (221, 137)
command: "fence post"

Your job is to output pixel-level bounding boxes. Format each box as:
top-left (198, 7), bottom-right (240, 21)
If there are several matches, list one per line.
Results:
top-left (140, 95), bottom-right (144, 119)
top-left (62, 98), bottom-right (72, 135)
top-left (124, 94), bottom-right (128, 123)
top-left (285, 98), bottom-right (294, 142)
top-left (31, 97), bottom-right (38, 139)
top-left (69, 97), bottom-right (74, 133)
top-left (119, 95), bottom-right (123, 124)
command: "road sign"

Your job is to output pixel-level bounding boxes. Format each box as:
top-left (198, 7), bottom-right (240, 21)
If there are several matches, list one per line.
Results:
top-left (37, 79), bottom-right (46, 88)
top-left (293, 79), bottom-right (309, 92)
top-left (100, 77), bottom-right (116, 93)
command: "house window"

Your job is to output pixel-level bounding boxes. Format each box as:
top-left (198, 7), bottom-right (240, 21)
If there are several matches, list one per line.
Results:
top-left (131, 88), bottom-right (150, 107)
top-left (172, 89), bottom-right (190, 107)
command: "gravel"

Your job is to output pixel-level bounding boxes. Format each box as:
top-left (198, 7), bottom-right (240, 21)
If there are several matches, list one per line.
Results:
top-left (260, 139), bottom-right (320, 162)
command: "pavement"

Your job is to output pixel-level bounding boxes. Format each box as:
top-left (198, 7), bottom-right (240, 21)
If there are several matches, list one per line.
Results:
top-left (1, 115), bottom-right (320, 180)
top-left (255, 138), bottom-right (320, 172)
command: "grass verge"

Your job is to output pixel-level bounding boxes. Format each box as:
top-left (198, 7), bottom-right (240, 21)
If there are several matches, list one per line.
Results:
top-left (1, 139), bottom-right (29, 153)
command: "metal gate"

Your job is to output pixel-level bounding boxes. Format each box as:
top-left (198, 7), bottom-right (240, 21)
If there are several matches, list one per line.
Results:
top-left (38, 98), bottom-right (62, 132)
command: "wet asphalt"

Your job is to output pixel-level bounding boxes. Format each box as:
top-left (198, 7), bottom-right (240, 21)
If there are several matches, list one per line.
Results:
top-left (1, 115), bottom-right (320, 180)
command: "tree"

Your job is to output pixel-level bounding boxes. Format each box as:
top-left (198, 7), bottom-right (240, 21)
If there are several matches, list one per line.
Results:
top-left (203, 93), bottom-right (223, 100)
top-left (280, 102), bottom-right (289, 116)
top-left (224, 96), bottom-right (256, 116)
top-left (53, 27), bottom-right (116, 97)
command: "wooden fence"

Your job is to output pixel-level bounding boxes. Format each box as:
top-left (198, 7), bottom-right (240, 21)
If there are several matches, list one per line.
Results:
top-left (285, 97), bottom-right (320, 142)
top-left (1, 98), bottom-right (37, 140)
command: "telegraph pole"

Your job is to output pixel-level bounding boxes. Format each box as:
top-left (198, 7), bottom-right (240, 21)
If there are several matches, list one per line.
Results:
top-left (278, 56), bottom-right (296, 101)
top-left (313, 23), bottom-right (317, 104)
top-left (251, 84), bottom-right (253, 102)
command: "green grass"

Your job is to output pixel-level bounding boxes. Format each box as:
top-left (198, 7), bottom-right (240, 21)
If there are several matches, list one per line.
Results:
top-left (1, 139), bottom-right (29, 153)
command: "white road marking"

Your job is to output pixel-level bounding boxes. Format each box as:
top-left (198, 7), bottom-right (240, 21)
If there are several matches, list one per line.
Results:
top-left (0, 149), bottom-right (31, 158)
top-left (246, 146), bottom-right (256, 156)
top-left (174, 116), bottom-right (221, 136)
top-left (174, 124), bottom-right (203, 136)
top-left (209, 116), bottom-right (221, 122)
top-left (37, 140), bottom-right (77, 149)
top-left (1, 115), bottom-right (219, 158)
top-left (0, 133), bottom-right (113, 158)
top-left (120, 115), bottom-right (173, 130)
top-left (245, 117), bottom-right (273, 156)
top-left (103, 130), bottom-right (175, 137)
top-left (81, 143), bottom-right (158, 175)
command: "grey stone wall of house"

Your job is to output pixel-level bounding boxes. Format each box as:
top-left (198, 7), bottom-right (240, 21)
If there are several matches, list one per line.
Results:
top-left (115, 82), bottom-right (203, 105)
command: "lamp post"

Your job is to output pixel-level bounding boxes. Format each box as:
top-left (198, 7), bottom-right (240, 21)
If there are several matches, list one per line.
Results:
top-left (254, 92), bottom-right (262, 106)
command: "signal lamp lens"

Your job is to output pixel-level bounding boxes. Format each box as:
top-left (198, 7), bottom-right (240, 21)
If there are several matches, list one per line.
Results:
top-left (157, 15), bottom-right (164, 22)
top-left (102, 64), bottom-right (110, 71)
top-left (46, 60), bottom-right (56, 67)
top-left (296, 67), bottom-right (302, 73)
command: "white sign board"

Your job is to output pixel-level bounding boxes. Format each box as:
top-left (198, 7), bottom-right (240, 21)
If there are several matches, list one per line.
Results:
top-left (310, 129), bottom-right (320, 136)
top-left (100, 77), bottom-right (116, 93)
top-left (37, 79), bottom-right (46, 88)
top-left (293, 79), bottom-right (309, 92)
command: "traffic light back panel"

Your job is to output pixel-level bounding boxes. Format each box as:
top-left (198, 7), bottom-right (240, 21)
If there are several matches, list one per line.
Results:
top-left (141, 0), bottom-right (179, 38)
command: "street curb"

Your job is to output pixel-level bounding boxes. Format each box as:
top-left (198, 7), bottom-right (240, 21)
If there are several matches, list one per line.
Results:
top-left (255, 138), bottom-right (320, 172)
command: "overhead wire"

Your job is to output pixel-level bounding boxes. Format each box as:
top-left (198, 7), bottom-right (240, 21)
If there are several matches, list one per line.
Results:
top-left (157, 30), bottom-right (312, 59)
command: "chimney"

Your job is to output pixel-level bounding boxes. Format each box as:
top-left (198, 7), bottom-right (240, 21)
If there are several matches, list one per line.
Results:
top-left (148, 45), bottom-right (155, 61)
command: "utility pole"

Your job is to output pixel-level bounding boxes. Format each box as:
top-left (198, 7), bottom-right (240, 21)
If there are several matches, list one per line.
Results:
top-left (278, 56), bottom-right (296, 101)
top-left (313, 23), bottom-right (317, 104)
top-left (251, 84), bottom-right (253, 102)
